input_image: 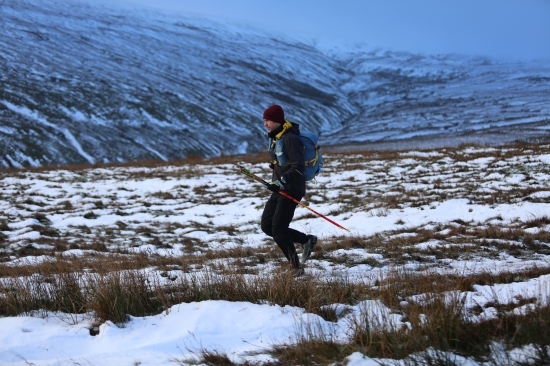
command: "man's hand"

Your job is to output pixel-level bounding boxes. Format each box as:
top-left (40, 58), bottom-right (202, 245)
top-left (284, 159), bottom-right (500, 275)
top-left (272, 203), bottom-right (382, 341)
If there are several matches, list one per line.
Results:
top-left (267, 180), bottom-right (284, 193)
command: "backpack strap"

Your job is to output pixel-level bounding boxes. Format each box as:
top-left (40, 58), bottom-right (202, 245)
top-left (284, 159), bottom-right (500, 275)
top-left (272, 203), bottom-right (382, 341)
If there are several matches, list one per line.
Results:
top-left (304, 147), bottom-right (319, 167)
top-left (269, 138), bottom-right (278, 166)
top-left (269, 122), bottom-right (293, 167)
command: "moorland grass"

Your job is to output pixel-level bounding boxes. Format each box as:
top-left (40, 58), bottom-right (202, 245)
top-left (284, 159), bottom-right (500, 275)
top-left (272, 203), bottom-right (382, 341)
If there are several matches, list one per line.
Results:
top-left (2, 142), bottom-right (550, 364)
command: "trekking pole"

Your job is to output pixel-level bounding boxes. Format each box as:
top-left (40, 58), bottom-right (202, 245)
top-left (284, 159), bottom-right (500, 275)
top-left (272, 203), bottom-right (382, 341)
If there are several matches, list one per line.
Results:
top-left (236, 165), bottom-right (350, 232)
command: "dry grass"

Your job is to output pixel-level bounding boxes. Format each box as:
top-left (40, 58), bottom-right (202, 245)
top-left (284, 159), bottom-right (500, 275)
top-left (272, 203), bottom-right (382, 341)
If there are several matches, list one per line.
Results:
top-left (268, 269), bottom-right (550, 365)
top-left (1, 250), bottom-right (549, 363)
top-left (0, 254), bottom-right (370, 325)
top-left (2, 142), bottom-right (550, 364)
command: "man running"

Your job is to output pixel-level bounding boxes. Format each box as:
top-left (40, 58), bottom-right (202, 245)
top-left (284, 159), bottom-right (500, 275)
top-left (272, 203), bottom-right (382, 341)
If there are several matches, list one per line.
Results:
top-left (260, 104), bottom-right (317, 277)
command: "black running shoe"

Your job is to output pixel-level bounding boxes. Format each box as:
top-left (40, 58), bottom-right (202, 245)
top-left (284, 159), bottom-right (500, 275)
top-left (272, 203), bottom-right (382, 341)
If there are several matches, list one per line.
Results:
top-left (301, 235), bottom-right (317, 262)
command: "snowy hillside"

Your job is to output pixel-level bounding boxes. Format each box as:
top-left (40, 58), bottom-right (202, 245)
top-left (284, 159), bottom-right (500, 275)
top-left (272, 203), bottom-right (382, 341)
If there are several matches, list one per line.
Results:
top-left (327, 50), bottom-right (550, 145)
top-left (1, 0), bottom-right (549, 168)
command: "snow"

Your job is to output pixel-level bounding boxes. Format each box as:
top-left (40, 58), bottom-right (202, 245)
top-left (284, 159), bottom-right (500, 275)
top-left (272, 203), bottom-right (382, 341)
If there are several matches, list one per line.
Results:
top-left (2, 144), bottom-right (550, 364)
top-left (0, 299), bottom-right (404, 365)
top-left (7, 219), bottom-right (41, 230)
top-left (1, 1), bottom-right (549, 362)
top-left (60, 128), bottom-right (96, 165)
top-left (1, 100), bottom-right (95, 164)
top-left (346, 352), bottom-right (380, 366)
top-left (0, 301), bottom-right (313, 365)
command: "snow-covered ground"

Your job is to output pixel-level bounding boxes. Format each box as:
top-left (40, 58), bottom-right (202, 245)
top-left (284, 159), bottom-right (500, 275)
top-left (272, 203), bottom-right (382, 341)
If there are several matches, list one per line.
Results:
top-left (1, 144), bottom-right (550, 365)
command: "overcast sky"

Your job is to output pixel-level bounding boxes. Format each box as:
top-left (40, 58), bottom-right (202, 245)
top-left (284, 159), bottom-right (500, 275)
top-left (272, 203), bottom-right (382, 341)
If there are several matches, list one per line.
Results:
top-left (96, 0), bottom-right (550, 60)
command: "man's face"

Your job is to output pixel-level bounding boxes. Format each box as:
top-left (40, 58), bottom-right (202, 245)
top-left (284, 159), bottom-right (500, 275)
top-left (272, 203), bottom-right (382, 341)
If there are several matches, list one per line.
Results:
top-left (264, 119), bottom-right (281, 133)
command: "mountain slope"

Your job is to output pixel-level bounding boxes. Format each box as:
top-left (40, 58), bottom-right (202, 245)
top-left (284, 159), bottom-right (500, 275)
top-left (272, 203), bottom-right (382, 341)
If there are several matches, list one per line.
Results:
top-left (328, 50), bottom-right (550, 144)
top-left (1, 0), bottom-right (549, 167)
top-left (1, 0), bottom-right (357, 166)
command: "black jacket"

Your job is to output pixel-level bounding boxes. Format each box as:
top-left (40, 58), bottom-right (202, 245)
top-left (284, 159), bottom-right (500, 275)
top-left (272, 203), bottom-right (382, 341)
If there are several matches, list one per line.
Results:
top-left (268, 122), bottom-right (306, 199)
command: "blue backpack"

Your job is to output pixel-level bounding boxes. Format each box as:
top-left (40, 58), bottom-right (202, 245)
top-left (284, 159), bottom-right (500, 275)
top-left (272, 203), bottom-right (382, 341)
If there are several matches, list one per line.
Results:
top-left (270, 130), bottom-right (323, 181)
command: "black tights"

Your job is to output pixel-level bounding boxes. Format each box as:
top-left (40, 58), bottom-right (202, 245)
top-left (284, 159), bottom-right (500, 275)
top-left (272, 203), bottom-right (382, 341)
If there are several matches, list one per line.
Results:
top-left (261, 193), bottom-right (308, 268)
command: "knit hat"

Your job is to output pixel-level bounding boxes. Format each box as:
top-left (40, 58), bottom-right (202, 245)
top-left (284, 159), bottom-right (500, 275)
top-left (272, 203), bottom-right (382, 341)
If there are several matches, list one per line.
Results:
top-left (263, 105), bottom-right (285, 124)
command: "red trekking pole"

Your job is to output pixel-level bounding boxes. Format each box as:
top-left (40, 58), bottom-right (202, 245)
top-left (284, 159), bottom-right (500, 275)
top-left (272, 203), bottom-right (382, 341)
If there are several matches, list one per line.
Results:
top-left (237, 165), bottom-right (350, 232)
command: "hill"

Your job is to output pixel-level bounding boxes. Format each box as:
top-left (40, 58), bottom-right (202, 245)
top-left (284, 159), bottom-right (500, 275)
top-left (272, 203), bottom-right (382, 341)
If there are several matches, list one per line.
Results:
top-left (1, 0), bottom-right (549, 168)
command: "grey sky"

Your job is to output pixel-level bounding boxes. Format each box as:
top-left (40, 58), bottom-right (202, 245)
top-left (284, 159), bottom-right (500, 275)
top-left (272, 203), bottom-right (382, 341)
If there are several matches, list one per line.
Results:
top-left (96, 0), bottom-right (550, 60)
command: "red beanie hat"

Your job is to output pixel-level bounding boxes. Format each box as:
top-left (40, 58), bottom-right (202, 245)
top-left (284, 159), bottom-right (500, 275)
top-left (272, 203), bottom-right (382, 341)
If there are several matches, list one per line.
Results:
top-left (263, 105), bottom-right (285, 124)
